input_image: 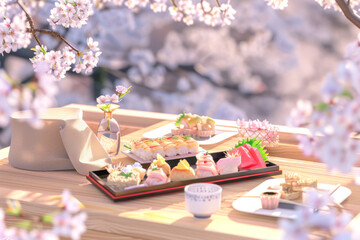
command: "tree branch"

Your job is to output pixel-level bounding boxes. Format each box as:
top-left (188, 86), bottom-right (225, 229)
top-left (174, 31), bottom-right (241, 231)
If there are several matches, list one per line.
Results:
top-left (16, 0), bottom-right (42, 46)
top-left (31, 29), bottom-right (80, 54)
top-left (17, 0), bottom-right (80, 55)
top-left (335, 0), bottom-right (360, 29)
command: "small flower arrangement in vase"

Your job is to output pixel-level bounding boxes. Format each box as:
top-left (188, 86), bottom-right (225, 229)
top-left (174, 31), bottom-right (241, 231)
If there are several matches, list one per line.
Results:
top-left (96, 85), bottom-right (131, 156)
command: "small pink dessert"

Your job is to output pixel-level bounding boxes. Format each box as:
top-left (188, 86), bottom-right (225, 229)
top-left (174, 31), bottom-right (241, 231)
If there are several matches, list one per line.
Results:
top-left (171, 127), bottom-right (183, 135)
top-left (197, 130), bottom-right (213, 138)
top-left (196, 152), bottom-right (218, 178)
top-left (216, 154), bottom-right (241, 175)
top-left (182, 128), bottom-right (197, 136)
top-left (260, 191), bottom-right (280, 210)
top-left (145, 167), bottom-right (168, 186)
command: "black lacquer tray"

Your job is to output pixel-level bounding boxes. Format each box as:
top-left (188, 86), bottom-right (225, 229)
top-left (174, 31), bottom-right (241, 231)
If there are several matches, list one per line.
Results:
top-left (86, 151), bottom-right (282, 201)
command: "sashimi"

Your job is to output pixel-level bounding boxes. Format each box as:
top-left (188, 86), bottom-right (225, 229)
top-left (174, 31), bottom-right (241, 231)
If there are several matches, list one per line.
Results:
top-left (236, 146), bottom-right (256, 169)
top-left (248, 147), bottom-right (266, 169)
top-left (216, 157), bottom-right (241, 174)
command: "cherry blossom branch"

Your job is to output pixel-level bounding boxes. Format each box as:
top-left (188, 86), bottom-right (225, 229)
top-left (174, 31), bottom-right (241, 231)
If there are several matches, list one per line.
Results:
top-left (216, 0), bottom-right (221, 7)
top-left (201, 0), bottom-right (212, 14)
top-left (170, 0), bottom-right (178, 8)
top-left (16, 0), bottom-right (42, 47)
top-left (31, 29), bottom-right (80, 54)
top-left (335, 0), bottom-right (360, 29)
top-left (17, 0), bottom-right (80, 55)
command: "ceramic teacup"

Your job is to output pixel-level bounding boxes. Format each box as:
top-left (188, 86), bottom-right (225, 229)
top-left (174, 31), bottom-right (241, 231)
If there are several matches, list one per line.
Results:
top-left (184, 183), bottom-right (222, 218)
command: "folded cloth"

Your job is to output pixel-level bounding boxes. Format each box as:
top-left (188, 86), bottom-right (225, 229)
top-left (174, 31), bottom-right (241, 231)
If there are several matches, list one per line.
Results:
top-left (60, 119), bottom-right (112, 175)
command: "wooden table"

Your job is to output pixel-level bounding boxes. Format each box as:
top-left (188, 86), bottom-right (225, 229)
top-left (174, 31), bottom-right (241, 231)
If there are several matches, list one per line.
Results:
top-left (1, 104), bottom-right (360, 240)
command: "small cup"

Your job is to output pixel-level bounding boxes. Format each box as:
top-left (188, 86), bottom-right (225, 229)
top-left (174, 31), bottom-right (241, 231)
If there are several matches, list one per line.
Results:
top-left (184, 183), bottom-right (222, 218)
top-left (260, 191), bottom-right (280, 210)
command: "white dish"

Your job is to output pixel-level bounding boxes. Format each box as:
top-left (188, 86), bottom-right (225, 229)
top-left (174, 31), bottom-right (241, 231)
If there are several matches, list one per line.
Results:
top-left (142, 123), bottom-right (238, 145)
top-left (122, 147), bottom-right (206, 163)
top-left (232, 178), bottom-right (351, 219)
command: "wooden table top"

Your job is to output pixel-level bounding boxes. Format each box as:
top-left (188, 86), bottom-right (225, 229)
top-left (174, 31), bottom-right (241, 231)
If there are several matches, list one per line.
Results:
top-left (1, 104), bottom-right (360, 240)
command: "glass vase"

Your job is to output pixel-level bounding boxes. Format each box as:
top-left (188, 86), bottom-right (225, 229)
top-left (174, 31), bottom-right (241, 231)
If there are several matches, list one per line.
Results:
top-left (96, 103), bottom-right (121, 157)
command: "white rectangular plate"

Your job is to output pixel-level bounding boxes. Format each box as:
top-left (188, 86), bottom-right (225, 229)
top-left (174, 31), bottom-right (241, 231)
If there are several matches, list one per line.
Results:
top-left (232, 178), bottom-right (351, 219)
top-left (142, 123), bottom-right (238, 145)
top-left (122, 147), bottom-right (206, 163)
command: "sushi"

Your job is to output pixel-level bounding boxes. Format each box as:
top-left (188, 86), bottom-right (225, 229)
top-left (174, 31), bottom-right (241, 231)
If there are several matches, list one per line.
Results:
top-left (216, 153), bottom-right (242, 175)
top-left (195, 152), bottom-right (218, 178)
top-left (145, 167), bottom-right (168, 186)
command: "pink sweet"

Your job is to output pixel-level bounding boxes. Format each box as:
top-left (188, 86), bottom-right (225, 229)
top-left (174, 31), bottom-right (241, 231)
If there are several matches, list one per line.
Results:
top-left (171, 128), bottom-right (183, 135)
top-left (216, 157), bottom-right (241, 175)
top-left (260, 191), bottom-right (280, 210)
top-left (145, 168), bottom-right (168, 186)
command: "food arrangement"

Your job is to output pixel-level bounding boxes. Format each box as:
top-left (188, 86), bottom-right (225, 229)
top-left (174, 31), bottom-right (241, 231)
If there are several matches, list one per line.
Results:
top-left (257, 172), bottom-right (318, 210)
top-left (172, 113), bottom-right (216, 138)
top-left (278, 172), bottom-right (317, 200)
top-left (237, 119), bottom-right (279, 147)
top-left (126, 135), bottom-right (199, 161)
top-left (227, 138), bottom-right (268, 170)
top-left (106, 138), bottom-right (270, 191)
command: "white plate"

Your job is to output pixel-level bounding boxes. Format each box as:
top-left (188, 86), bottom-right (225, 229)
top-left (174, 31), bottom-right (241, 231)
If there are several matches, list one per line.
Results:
top-left (142, 123), bottom-right (238, 145)
top-left (232, 178), bottom-right (352, 219)
top-left (122, 147), bottom-right (206, 163)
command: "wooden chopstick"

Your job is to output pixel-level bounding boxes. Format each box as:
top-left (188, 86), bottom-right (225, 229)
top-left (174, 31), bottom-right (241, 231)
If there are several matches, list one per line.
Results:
top-left (329, 184), bottom-right (341, 196)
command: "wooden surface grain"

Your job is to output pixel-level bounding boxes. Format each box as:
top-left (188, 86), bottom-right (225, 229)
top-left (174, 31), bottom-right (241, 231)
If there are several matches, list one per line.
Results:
top-left (1, 105), bottom-right (359, 240)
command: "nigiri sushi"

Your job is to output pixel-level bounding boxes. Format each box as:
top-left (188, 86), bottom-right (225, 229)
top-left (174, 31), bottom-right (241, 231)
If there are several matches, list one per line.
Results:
top-left (145, 168), bottom-right (168, 186)
top-left (169, 159), bottom-right (195, 181)
top-left (148, 154), bottom-right (171, 176)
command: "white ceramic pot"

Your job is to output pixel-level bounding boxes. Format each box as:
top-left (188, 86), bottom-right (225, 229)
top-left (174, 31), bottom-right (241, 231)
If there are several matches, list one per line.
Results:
top-left (184, 183), bottom-right (222, 218)
top-left (8, 108), bottom-right (82, 171)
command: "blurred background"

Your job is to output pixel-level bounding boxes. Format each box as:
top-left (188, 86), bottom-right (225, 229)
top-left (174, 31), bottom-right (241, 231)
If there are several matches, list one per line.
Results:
top-left (0, 0), bottom-right (358, 147)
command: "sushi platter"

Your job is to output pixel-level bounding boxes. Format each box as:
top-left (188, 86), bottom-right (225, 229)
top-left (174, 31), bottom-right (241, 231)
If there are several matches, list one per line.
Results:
top-left (142, 123), bottom-right (238, 145)
top-left (121, 147), bottom-right (206, 163)
top-left (86, 151), bottom-right (282, 201)
top-left (123, 135), bottom-right (203, 163)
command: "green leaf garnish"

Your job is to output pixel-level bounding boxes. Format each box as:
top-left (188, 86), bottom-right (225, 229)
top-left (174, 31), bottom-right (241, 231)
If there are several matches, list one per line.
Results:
top-left (314, 102), bottom-right (329, 111)
top-left (183, 135), bottom-right (191, 139)
top-left (175, 112), bottom-right (186, 127)
top-left (6, 200), bottom-right (22, 216)
top-left (41, 214), bottom-right (54, 223)
top-left (338, 89), bottom-right (353, 99)
top-left (152, 167), bottom-right (159, 171)
top-left (234, 137), bottom-right (268, 162)
top-left (16, 220), bottom-right (32, 230)
top-left (120, 172), bottom-right (133, 179)
top-left (124, 144), bottom-right (131, 150)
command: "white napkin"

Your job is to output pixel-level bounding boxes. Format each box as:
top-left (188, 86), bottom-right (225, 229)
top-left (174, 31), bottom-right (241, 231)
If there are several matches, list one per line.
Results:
top-left (60, 119), bottom-right (111, 175)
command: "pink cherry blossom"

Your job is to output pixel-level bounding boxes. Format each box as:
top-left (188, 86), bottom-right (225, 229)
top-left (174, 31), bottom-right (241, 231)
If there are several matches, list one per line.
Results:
top-left (61, 189), bottom-right (81, 214)
top-left (116, 85), bottom-right (128, 95)
top-left (265, 0), bottom-right (288, 10)
top-left (48, 0), bottom-right (93, 29)
top-left (96, 95), bottom-right (107, 104)
top-left (87, 37), bottom-right (99, 52)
